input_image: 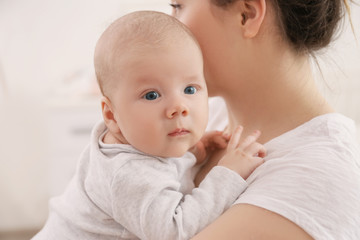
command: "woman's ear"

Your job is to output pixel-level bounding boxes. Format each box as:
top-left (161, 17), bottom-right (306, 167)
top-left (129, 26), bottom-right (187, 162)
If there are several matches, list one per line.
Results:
top-left (101, 96), bottom-right (121, 135)
top-left (238, 0), bottom-right (266, 38)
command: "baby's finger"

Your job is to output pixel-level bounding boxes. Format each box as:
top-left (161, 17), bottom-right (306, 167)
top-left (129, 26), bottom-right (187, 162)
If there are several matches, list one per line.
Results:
top-left (227, 126), bottom-right (243, 151)
top-left (257, 147), bottom-right (266, 158)
top-left (222, 132), bottom-right (231, 141)
top-left (211, 131), bottom-right (224, 137)
top-left (212, 135), bottom-right (228, 148)
top-left (206, 135), bottom-right (228, 149)
top-left (238, 130), bottom-right (261, 150)
top-left (245, 142), bottom-right (266, 157)
top-left (201, 131), bottom-right (223, 147)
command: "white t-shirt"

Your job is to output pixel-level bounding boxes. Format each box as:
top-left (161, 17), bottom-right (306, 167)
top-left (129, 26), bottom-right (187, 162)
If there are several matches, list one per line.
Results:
top-left (233, 113), bottom-right (360, 240)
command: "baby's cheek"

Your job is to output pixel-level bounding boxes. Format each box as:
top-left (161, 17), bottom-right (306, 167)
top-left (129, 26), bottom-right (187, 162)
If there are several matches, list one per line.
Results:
top-left (125, 123), bottom-right (157, 152)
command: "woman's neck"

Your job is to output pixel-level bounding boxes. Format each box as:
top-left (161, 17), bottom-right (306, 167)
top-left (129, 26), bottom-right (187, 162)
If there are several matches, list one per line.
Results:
top-left (222, 55), bottom-right (333, 144)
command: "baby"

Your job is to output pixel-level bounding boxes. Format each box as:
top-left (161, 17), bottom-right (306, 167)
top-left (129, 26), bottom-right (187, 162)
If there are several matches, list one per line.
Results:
top-left (33, 11), bottom-right (265, 240)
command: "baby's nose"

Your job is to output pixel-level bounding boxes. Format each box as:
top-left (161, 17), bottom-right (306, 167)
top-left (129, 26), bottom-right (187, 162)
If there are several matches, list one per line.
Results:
top-left (166, 102), bottom-right (189, 119)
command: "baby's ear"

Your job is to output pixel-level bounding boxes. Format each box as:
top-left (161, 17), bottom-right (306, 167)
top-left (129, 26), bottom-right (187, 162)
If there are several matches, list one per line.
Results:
top-left (101, 96), bottom-right (121, 135)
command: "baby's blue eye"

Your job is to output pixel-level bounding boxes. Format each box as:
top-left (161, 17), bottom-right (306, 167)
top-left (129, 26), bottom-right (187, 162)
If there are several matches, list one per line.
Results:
top-left (144, 91), bottom-right (159, 100)
top-left (184, 86), bottom-right (197, 94)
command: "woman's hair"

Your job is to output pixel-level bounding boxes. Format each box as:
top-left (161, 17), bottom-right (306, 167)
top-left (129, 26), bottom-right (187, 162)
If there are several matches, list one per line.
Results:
top-left (212, 0), bottom-right (352, 54)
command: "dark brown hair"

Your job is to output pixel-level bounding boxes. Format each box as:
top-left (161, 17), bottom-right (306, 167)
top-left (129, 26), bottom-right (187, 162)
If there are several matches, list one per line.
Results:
top-left (212, 0), bottom-right (351, 54)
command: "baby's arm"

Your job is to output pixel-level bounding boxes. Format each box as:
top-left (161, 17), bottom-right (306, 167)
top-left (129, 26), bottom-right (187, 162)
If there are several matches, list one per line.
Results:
top-left (111, 155), bottom-right (247, 240)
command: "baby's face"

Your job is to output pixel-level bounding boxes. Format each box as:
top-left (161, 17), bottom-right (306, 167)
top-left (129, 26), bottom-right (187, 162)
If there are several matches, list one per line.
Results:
top-left (109, 41), bottom-right (208, 158)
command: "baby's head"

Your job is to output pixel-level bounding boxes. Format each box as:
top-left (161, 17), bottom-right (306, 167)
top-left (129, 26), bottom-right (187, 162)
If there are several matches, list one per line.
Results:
top-left (94, 11), bottom-right (208, 158)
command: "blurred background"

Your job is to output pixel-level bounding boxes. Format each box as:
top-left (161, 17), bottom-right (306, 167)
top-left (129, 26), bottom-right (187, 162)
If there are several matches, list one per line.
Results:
top-left (0, 1), bottom-right (359, 239)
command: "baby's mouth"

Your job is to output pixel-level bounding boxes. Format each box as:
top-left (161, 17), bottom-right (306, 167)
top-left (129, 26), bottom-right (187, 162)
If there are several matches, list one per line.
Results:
top-left (168, 128), bottom-right (190, 137)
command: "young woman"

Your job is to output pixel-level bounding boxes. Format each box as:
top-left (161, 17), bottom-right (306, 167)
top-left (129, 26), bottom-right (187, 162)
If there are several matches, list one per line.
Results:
top-left (170, 0), bottom-right (360, 239)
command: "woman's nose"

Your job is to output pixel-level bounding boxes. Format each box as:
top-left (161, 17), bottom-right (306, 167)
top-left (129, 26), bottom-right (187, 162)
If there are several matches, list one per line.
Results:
top-left (166, 101), bottom-right (189, 119)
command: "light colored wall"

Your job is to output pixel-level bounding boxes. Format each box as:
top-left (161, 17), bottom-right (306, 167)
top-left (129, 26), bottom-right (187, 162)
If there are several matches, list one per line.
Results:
top-left (0, 0), bottom-right (169, 96)
top-left (0, 0), bottom-right (359, 232)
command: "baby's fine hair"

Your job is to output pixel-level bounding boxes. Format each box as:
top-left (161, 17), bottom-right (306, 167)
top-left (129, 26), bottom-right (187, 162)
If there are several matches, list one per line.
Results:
top-left (212, 0), bottom-right (352, 54)
top-left (94, 11), bottom-right (200, 96)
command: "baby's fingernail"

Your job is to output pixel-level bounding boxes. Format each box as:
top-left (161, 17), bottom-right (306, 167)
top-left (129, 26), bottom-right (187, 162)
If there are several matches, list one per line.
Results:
top-left (234, 127), bottom-right (241, 133)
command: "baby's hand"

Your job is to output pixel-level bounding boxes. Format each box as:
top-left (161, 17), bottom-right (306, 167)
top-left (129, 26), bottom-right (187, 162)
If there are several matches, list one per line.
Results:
top-left (218, 126), bottom-right (266, 180)
top-left (190, 131), bottom-right (230, 165)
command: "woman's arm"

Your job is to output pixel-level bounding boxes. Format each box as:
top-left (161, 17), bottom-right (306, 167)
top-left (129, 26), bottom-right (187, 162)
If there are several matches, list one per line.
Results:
top-left (192, 203), bottom-right (313, 240)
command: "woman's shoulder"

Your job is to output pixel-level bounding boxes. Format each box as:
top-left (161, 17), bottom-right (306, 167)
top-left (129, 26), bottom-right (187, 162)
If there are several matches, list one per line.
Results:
top-left (266, 113), bottom-right (360, 163)
top-left (235, 113), bottom-right (360, 240)
top-left (255, 113), bottom-right (360, 195)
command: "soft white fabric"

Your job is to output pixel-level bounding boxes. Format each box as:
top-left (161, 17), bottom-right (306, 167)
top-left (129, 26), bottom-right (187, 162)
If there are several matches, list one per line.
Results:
top-left (33, 121), bottom-right (247, 240)
top-left (206, 97), bottom-right (228, 132)
top-left (234, 113), bottom-right (360, 240)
